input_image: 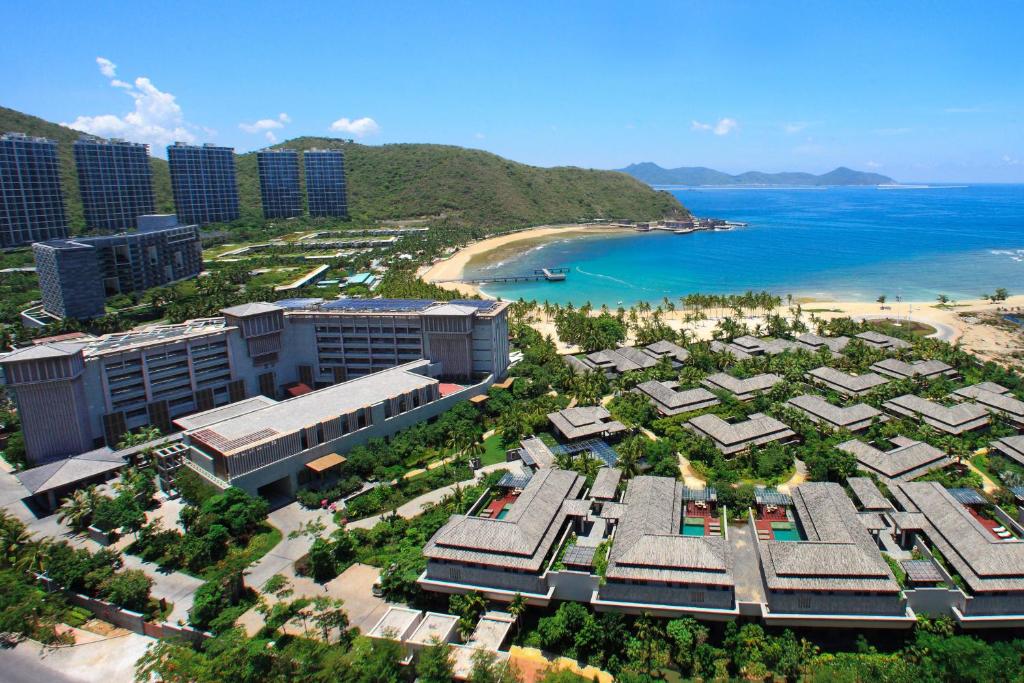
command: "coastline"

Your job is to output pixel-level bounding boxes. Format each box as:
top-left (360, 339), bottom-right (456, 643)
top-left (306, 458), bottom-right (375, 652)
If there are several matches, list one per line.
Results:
top-left (417, 223), bottom-right (634, 298)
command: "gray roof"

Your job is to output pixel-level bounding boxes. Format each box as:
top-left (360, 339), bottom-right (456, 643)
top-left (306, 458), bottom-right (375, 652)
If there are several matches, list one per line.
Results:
top-left (846, 477), bottom-right (894, 511)
top-left (16, 447), bottom-right (125, 495)
top-left (548, 406), bottom-right (627, 441)
top-left (187, 362), bottom-right (437, 456)
top-left (894, 481), bottom-right (1024, 593)
top-left (796, 333), bottom-right (850, 353)
top-left (220, 302), bottom-right (283, 317)
top-left (686, 412), bottom-right (796, 454)
top-left (870, 358), bottom-right (956, 380)
top-left (519, 436), bottom-right (555, 469)
top-left (855, 331), bottom-right (912, 349)
top-left (838, 437), bottom-right (950, 480)
top-left (883, 394), bottom-right (990, 434)
top-left (173, 396), bottom-right (278, 431)
top-left (992, 435), bottom-right (1024, 467)
top-left (758, 483), bottom-right (901, 593)
top-left (605, 476), bottom-right (734, 587)
top-left (644, 340), bottom-right (690, 362)
top-left (590, 467), bottom-right (622, 500)
top-left (806, 366), bottom-right (889, 396)
top-left (634, 380), bottom-right (720, 416)
top-left (785, 394), bottom-right (882, 431)
top-left (953, 383), bottom-right (1024, 421)
top-left (701, 372), bottom-right (782, 399)
top-left (423, 468), bottom-right (585, 571)
top-left (709, 340), bottom-right (752, 360)
top-left (1, 341), bottom-right (85, 363)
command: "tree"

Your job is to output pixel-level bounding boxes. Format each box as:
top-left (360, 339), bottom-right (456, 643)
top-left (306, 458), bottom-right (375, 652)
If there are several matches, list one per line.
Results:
top-left (936, 294), bottom-right (950, 306)
top-left (877, 295), bottom-right (886, 305)
top-left (308, 537), bottom-right (337, 583)
top-left (508, 593), bottom-right (528, 637)
top-left (57, 486), bottom-right (100, 532)
top-left (666, 617), bottom-right (709, 674)
top-left (469, 649), bottom-right (520, 683)
top-left (417, 638), bottom-right (456, 683)
top-left (100, 568), bottom-right (152, 612)
top-left (995, 287), bottom-right (1010, 302)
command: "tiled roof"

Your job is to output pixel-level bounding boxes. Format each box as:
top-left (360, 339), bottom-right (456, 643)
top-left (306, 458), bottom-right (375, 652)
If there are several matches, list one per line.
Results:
top-left (806, 366), bottom-right (889, 396)
top-left (786, 394), bottom-right (882, 430)
top-left (838, 437), bottom-right (950, 480)
top-left (687, 412), bottom-right (796, 454)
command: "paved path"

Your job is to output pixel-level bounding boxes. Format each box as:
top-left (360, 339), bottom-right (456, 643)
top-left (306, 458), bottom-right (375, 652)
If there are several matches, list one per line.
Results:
top-left (777, 458), bottom-right (808, 494)
top-left (728, 522), bottom-right (766, 604)
top-left (346, 461), bottom-right (522, 530)
top-left (0, 632), bottom-right (153, 683)
top-left (677, 455), bottom-right (707, 488)
top-left (244, 502), bottom-right (336, 591)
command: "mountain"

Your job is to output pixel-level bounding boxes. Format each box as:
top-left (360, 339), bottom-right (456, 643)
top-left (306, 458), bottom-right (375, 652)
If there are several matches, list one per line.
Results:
top-left (619, 162), bottom-right (894, 186)
top-left (0, 106), bottom-right (687, 233)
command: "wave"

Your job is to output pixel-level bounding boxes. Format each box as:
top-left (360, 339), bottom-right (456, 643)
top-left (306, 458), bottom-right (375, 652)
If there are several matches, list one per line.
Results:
top-left (575, 266), bottom-right (639, 289)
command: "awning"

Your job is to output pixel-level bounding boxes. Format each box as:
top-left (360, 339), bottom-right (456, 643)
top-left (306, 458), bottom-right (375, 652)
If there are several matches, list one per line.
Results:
top-left (305, 452), bottom-right (347, 473)
top-left (469, 395), bottom-right (489, 404)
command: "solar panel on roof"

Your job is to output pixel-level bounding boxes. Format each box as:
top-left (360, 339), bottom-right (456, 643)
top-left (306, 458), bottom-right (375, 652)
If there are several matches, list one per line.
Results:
top-left (1011, 486), bottom-right (1024, 501)
top-left (498, 472), bottom-right (533, 489)
top-left (901, 559), bottom-right (944, 583)
top-left (451, 299), bottom-right (496, 310)
top-left (320, 298), bottom-right (435, 312)
top-left (683, 486), bottom-right (718, 502)
top-left (562, 545), bottom-right (597, 568)
top-left (552, 439), bottom-right (619, 467)
top-left (754, 487), bottom-right (792, 506)
top-left (274, 298), bottom-right (323, 309)
top-left (946, 487), bottom-right (987, 505)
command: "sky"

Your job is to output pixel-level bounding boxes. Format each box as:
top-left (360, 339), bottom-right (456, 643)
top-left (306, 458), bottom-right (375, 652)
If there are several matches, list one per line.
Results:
top-left (2, 1), bottom-right (1022, 182)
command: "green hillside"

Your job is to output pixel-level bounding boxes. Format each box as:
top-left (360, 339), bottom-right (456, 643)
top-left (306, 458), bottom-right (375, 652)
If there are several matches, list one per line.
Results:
top-left (1, 106), bottom-right (686, 233)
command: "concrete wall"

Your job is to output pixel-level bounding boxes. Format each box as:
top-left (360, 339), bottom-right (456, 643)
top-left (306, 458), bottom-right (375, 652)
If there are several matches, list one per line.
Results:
top-left (906, 587), bottom-right (964, 617)
top-left (547, 570), bottom-right (601, 603)
top-left (599, 582), bottom-right (735, 611)
top-left (765, 590), bottom-right (907, 617)
top-left (423, 562), bottom-right (547, 596)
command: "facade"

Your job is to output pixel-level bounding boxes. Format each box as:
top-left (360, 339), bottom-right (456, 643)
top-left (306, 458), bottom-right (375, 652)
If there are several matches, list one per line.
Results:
top-left (854, 331), bottom-right (912, 350)
top-left (0, 132), bottom-right (68, 247)
top-left (701, 372), bottom-right (782, 401)
top-left (784, 394), bottom-right (884, 432)
top-left (686, 413), bottom-right (796, 454)
top-left (838, 436), bottom-right (950, 481)
top-left (256, 149), bottom-right (301, 219)
top-left (32, 214), bottom-right (202, 320)
top-left (73, 137), bottom-right (155, 231)
top-left (1, 298), bottom-right (510, 466)
top-left (806, 366), bottom-right (888, 397)
top-left (304, 149), bottom-right (348, 218)
top-left (756, 482), bottom-right (910, 623)
top-left (595, 476), bottom-right (736, 617)
top-left (167, 143), bottom-right (239, 224)
top-left (951, 382), bottom-right (1024, 428)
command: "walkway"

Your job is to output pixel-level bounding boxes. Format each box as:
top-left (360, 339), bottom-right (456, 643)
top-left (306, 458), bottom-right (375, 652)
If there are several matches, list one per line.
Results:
top-left (346, 461), bottom-right (524, 530)
top-left (728, 522), bottom-right (766, 604)
top-left (967, 457), bottom-right (999, 494)
top-left (677, 455), bottom-right (707, 489)
top-left (244, 502), bottom-right (336, 592)
top-left (776, 459), bottom-right (808, 493)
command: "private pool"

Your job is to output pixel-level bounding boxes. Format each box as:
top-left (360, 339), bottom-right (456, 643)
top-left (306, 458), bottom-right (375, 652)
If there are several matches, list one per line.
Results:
top-left (772, 522), bottom-right (802, 541)
top-left (682, 517), bottom-right (706, 536)
top-left (496, 506), bottom-right (511, 520)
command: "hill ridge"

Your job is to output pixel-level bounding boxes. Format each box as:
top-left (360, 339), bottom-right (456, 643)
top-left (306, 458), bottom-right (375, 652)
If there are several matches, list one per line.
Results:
top-left (619, 161), bottom-right (894, 186)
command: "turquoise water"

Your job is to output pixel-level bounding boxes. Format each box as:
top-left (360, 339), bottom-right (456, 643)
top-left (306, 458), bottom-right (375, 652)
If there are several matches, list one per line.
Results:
top-left (773, 527), bottom-right (802, 542)
top-left (682, 521), bottom-right (706, 537)
top-left (496, 507), bottom-right (510, 520)
top-left (472, 185), bottom-right (1024, 306)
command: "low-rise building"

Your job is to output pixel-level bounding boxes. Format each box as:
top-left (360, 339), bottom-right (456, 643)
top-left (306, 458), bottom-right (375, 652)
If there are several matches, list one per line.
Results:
top-left (548, 406), bottom-right (628, 441)
top-left (701, 372), bottom-right (782, 401)
top-left (686, 413), bottom-right (797, 454)
top-left (883, 394), bottom-right (990, 434)
top-left (855, 331), bottom-right (912, 350)
top-left (785, 394), bottom-right (884, 432)
top-left (890, 481), bottom-right (1024, 625)
top-left (570, 341), bottom-right (689, 377)
top-left (869, 358), bottom-right (958, 381)
top-left (838, 436), bottom-right (951, 481)
top-left (712, 336), bottom-right (799, 358)
top-left (634, 380), bottom-right (720, 416)
top-left (594, 476), bottom-right (736, 618)
top-left (805, 366), bottom-right (889, 397)
top-left (420, 468), bottom-right (587, 603)
top-left (795, 333), bottom-right (850, 354)
top-left (756, 482), bottom-right (911, 625)
top-left (951, 383), bottom-right (1024, 428)
top-left (991, 435), bottom-right (1024, 468)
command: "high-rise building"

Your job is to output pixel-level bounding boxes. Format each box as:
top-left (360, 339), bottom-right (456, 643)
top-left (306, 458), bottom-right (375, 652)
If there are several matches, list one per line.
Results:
top-left (33, 214), bottom-right (203, 320)
top-left (73, 137), bottom-right (155, 231)
top-left (0, 133), bottom-right (68, 247)
top-left (257, 149), bottom-right (301, 219)
top-left (167, 143), bottom-right (239, 225)
top-left (304, 149), bottom-right (348, 218)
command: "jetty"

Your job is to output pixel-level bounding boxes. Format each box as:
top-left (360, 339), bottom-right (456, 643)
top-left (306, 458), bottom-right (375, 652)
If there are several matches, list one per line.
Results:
top-left (440, 267), bottom-right (569, 285)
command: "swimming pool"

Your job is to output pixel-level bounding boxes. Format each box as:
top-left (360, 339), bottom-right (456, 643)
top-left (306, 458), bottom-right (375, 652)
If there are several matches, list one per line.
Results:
top-left (496, 507), bottom-right (510, 520)
top-left (773, 527), bottom-right (802, 541)
top-left (682, 517), bottom-right (706, 536)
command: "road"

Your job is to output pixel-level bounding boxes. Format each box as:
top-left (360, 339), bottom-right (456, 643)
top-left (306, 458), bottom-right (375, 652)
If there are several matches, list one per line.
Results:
top-left (854, 313), bottom-right (958, 342)
top-left (0, 633), bottom-right (153, 683)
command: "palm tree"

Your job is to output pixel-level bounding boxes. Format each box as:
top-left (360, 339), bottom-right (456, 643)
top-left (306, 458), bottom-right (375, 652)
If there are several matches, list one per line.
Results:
top-left (57, 486), bottom-right (99, 533)
top-left (508, 593), bottom-right (528, 637)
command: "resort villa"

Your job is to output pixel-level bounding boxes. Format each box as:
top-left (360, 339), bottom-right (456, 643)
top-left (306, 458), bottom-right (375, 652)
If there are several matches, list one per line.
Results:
top-left (951, 383), bottom-right (1024, 428)
top-left (594, 476), bottom-right (736, 618)
top-left (837, 436), bottom-right (951, 481)
top-left (784, 394), bottom-right (884, 432)
top-left (869, 358), bottom-right (958, 381)
top-left (710, 336), bottom-right (798, 360)
top-left (883, 394), bottom-right (990, 434)
top-left (795, 333), bottom-right (850, 354)
top-left (755, 482), bottom-right (911, 625)
top-left (567, 341), bottom-right (689, 378)
top-left (701, 372), bottom-right (783, 401)
top-left (633, 380), bottom-right (720, 417)
top-left (686, 413), bottom-right (797, 454)
top-left (805, 366), bottom-right (889, 397)
top-left (548, 406), bottom-right (628, 441)
top-left (854, 331), bottom-right (912, 350)
top-left (991, 435), bottom-right (1024, 467)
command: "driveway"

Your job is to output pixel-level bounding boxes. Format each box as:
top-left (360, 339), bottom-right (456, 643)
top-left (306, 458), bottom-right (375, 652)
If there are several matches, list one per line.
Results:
top-left (728, 521), bottom-right (766, 604)
top-left (0, 632), bottom-right (153, 683)
top-left (244, 502), bottom-right (336, 591)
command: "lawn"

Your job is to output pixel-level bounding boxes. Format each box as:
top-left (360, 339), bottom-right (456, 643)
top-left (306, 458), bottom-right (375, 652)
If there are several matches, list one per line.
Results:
top-left (869, 318), bottom-right (937, 338)
top-left (480, 432), bottom-right (508, 465)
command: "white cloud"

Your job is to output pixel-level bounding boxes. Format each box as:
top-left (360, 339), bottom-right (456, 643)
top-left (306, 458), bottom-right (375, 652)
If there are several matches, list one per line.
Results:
top-left (265, 131), bottom-right (277, 143)
top-left (1003, 155), bottom-right (1021, 166)
top-left (783, 122), bottom-right (808, 134)
top-left (873, 127), bottom-right (912, 135)
top-left (865, 160), bottom-right (882, 168)
top-left (96, 57), bottom-right (117, 78)
top-left (239, 113), bottom-right (290, 134)
top-left (691, 118), bottom-right (738, 136)
top-left (945, 106), bottom-right (983, 113)
top-left (329, 116), bottom-right (380, 138)
top-left (474, 132), bottom-right (486, 140)
top-left (63, 58), bottom-right (201, 151)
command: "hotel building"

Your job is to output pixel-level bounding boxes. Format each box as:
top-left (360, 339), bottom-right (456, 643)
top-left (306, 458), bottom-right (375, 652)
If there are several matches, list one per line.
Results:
top-left (73, 137), bottom-right (155, 231)
top-left (0, 133), bottom-right (68, 247)
top-left (257, 149), bottom-right (301, 219)
top-left (304, 149), bottom-right (348, 218)
top-left (167, 143), bottom-right (239, 224)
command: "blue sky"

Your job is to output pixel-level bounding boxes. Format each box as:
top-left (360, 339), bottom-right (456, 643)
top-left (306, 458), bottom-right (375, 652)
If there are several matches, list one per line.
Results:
top-left (2, 1), bottom-right (1022, 182)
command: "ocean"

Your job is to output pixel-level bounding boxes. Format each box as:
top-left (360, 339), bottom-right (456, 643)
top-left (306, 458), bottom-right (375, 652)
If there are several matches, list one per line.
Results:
top-left (467, 184), bottom-right (1024, 306)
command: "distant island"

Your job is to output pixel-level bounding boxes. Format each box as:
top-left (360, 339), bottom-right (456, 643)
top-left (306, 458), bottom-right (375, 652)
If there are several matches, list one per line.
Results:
top-left (618, 162), bottom-right (895, 186)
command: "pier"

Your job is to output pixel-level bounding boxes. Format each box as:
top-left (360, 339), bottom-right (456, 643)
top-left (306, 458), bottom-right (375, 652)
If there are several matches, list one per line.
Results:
top-left (440, 267), bottom-right (569, 285)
